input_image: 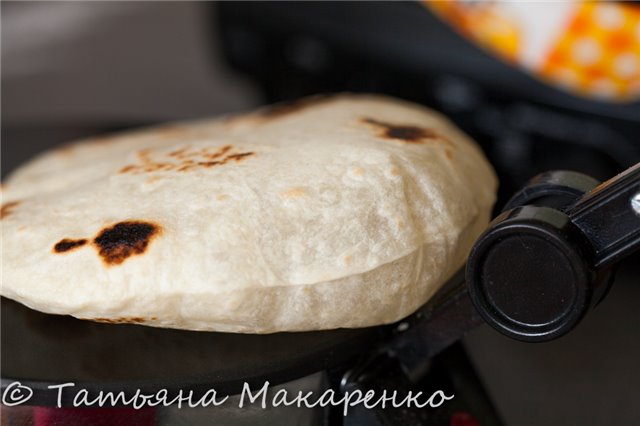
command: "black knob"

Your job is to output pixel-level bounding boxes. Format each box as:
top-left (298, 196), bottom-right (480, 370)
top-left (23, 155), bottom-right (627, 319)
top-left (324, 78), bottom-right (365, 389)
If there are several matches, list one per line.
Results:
top-left (466, 164), bottom-right (639, 342)
top-left (503, 170), bottom-right (599, 212)
top-left (466, 206), bottom-right (595, 341)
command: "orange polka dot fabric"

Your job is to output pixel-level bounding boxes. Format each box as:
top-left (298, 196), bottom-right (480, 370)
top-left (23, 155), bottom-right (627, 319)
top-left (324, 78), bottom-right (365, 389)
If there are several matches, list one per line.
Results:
top-left (541, 3), bottom-right (640, 101)
top-left (425, 2), bottom-right (640, 102)
top-left (427, 1), bottom-right (522, 63)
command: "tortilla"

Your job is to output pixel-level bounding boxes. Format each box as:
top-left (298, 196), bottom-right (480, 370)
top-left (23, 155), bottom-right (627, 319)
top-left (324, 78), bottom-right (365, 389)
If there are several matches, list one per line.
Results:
top-left (1, 94), bottom-right (497, 333)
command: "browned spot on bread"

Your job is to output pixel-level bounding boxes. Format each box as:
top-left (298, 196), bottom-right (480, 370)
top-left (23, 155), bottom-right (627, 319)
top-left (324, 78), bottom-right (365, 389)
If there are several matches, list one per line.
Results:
top-left (205, 145), bottom-right (232, 160)
top-left (362, 118), bottom-right (436, 142)
top-left (260, 95), bottom-right (333, 119)
top-left (89, 317), bottom-right (147, 324)
top-left (362, 118), bottom-right (450, 145)
top-left (93, 221), bottom-right (161, 266)
top-left (226, 152), bottom-right (254, 162)
top-left (1, 201), bottom-right (20, 219)
top-left (137, 149), bottom-right (152, 162)
top-left (54, 239), bottom-right (88, 253)
top-left (351, 167), bottom-right (365, 176)
top-left (119, 165), bottom-right (137, 174)
top-left (120, 145), bottom-right (254, 174)
top-left (197, 161), bottom-right (222, 167)
top-left (216, 194), bottom-right (229, 201)
top-left (394, 216), bottom-right (406, 230)
top-left (281, 187), bottom-right (307, 198)
top-left (169, 147), bottom-right (189, 157)
top-left (445, 147), bottom-right (454, 160)
top-left (144, 163), bottom-right (173, 172)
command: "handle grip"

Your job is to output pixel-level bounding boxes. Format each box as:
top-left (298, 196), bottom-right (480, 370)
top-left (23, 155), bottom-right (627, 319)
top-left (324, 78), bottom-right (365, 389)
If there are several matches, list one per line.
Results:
top-left (569, 162), bottom-right (640, 268)
top-left (466, 164), bottom-right (639, 342)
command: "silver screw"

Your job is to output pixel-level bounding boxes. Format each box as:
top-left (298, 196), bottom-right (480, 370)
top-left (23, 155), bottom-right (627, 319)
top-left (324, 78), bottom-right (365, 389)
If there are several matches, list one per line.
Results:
top-left (396, 321), bottom-right (410, 332)
top-left (632, 192), bottom-right (640, 215)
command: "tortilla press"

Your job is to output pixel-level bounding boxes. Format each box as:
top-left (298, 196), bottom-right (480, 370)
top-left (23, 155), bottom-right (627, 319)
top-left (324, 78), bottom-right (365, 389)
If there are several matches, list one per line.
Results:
top-left (2, 163), bottom-right (639, 425)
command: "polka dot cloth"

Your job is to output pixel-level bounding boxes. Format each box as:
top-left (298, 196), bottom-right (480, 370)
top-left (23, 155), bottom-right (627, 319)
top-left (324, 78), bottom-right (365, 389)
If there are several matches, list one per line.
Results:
top-left (426, 2), bottom-right (640, 102)
top-left (541, 3), bottom-right (640, 101)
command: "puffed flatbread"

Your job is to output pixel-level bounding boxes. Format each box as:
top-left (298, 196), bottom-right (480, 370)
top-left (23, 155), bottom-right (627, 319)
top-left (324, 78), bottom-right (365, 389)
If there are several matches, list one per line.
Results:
top-left (1, 94), bottom-right (497, 333)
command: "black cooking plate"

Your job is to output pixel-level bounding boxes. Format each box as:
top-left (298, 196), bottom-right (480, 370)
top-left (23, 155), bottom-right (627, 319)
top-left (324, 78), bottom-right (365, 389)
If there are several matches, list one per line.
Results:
top-left (1, 264), bottom-right (470, 408)
top-left (1, 296), bottom-right (386, 406)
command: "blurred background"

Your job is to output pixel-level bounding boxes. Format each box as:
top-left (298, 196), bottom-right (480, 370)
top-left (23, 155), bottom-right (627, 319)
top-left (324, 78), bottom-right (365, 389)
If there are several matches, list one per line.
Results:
top-left (2, 2), bottom-right (640, 425)
top-left (1, 1), bottom-right (260, 177)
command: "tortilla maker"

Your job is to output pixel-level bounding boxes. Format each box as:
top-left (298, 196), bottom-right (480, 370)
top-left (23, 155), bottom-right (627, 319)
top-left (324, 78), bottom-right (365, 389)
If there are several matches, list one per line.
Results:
top-left (2, 162), bottom-right (639, 425)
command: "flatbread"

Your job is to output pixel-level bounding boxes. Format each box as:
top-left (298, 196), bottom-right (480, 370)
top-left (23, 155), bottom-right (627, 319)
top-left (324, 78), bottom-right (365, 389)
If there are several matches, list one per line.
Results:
top-left (1, 94), bottom-right (497, 333)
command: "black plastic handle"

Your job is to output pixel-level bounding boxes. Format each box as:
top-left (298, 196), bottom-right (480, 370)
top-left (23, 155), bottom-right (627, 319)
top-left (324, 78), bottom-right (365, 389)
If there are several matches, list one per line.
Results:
top-left (466, 163), bottom-right (640, 342)
top-left (568, 162), bottom-right (640, 269)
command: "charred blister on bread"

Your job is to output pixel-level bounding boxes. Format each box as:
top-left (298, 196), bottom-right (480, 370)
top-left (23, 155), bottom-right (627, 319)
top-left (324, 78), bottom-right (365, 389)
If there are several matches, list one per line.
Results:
top-left (119, 145), bottom-right (254, 174)
top-left (94, 221), bottom-right (162, 266)
top-left (361, 117), bottom-right (453, 147)
top-left (1, 200), bottom-right (21, 219)
top-left (53, 239), bottom-right (88, 253)
top-left (226, 152), bottom-right (254, 162)
top-left (52, 220), bottom-right (162, 266)
top-left (84, 316), bottom-right (157, 324)
top-left (203, 145), bottom-right (232, 160)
